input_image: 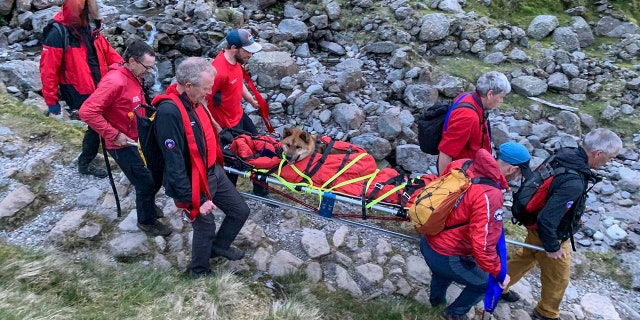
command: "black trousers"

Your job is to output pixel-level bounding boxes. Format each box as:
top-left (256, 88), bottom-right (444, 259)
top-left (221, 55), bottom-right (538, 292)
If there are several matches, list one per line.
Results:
top-left (107, 146), bottom-right (157, 225)
top-left (78, 127), bottom-right (101, 167)
top-left (191, 163), bottom-right (250, 274)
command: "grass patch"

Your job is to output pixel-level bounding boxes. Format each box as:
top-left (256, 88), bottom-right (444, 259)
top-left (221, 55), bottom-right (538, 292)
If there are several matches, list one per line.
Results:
top-left (583, 251), bottom-right (633, 290)
top-left (0, 94), bottom-right (84, 156)
top-left (0, 241), bottom-right (448, 319)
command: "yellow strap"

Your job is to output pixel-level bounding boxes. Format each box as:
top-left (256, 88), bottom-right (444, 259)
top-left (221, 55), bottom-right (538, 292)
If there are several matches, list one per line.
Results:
top-left (366, 183), bottom-right (406, 209)
top-left (319, 153), bottom-right (369, 189)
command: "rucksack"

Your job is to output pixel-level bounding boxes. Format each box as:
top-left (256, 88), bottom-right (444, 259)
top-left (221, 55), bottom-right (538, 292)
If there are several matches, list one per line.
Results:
top-left (511, 155), bottom-right (582, 227)
top-left (42, 21), bottom-right (69, 53)
top-left (408, 160), bottom-right (498, 235)
top-left (133, 104), bottom-right (165, 184)
top-left (417, 93), bottom-right (486, 155)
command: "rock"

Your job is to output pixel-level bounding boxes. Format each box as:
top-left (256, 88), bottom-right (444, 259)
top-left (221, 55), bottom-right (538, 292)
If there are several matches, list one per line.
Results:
top-left (511, 76), bottom-right (548, 96)
top-left (109, 233), bottom-right (151, 258)
top-left (405, 255), bottom-right (430, 285)
top-left (332, 103), bottom-right (364, 131)
top-left (355, 263), bottom-right (384, 285)
top-left (552, 27), bottom-right (580, 52)
top-left (350, 133), bottom-right (392, 160)
top-left (527, 15), bottom-right (559, 40)
top-left (335, 264), bottom-right (362, 296)
top-left (301, 228), bottom-right (331, 258)
top-left (571, 16), bottom-right (595, 48)
top-left (419, 13), bottom-right (450, 42)
top-left (240, 0), bottom-right (277, 10)
top-left (0, 185), bottom-right (36, 218)
top-left (277, 19), bottom-right (309, 41)
top-left (0, 60), bottom-right (41, 92)
top-left (403, 84), bottom-right (438, 109)
top-left (332, 225), bottom-right (349, 247)
top-left (247, 51), bottom-right (298, 89)
top-left (395, 145), bottom-right (434, 173)
top-left (579, 293), bottom-right (621, 320)
top-left (268, 250), bottom-right (303, 277)
top-left (47, 210), bottom-right (88, 244)
top-left (76, 186), bottom-right (103, 207)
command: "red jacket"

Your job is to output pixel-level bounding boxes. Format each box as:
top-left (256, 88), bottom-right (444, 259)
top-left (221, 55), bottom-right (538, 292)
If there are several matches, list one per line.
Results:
top-left (79, 64), bottom-right (145, 150)
top-left (438, 92), bottom-right (491, 161)
top-left (205, 50), bottom-right (244, 128)
top-left (40, 5), bottom-right (122, 108)
top-left (426, 149), bottom-right (508, 278)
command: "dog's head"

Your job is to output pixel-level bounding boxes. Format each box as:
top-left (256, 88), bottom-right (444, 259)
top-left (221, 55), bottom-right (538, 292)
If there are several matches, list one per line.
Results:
top-left (281, 127), bottom-right (316, 163)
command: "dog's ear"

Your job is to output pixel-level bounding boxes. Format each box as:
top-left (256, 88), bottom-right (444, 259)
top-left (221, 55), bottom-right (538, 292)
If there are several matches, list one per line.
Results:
top-left (283, 127), bottom-right (293, 138)
top-left (299, 131), bottom-right (311, 143)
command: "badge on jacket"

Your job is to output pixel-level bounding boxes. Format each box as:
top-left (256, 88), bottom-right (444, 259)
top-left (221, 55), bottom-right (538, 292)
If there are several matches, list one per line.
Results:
top-left (494, 209), bottom-right (503, 221)
top-left (164, 139), bottom-right (175, 149)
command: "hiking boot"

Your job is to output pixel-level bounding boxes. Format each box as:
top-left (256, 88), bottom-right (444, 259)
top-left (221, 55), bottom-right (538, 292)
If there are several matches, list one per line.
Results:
top-left (137, 220), bottom-right (172, 237)
top-left (154, 204), bottom-right (164, 218)
top-left (440, 309), bottom-right (468, 320)
top-left (189, 269), bottom-right (214, 279)
top-left (501, 290), bottom-right (521, 302)
top-left (211, 245), bottom-right (244, 261)
top-left (79, 163), bottom-right (108, 178)
top-left (532, 309), bottom-right (559, 320)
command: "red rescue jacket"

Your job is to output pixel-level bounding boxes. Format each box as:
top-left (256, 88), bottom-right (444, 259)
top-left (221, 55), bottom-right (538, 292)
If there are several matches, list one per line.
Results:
top-left (79, 64), bottom-right (146, 150)
top-left (40, 2), bottom-right (122, 108)
top-left (425, 149), bottom-right (508, 278)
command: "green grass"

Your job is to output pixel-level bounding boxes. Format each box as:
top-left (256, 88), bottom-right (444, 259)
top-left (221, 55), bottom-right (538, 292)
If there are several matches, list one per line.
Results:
top-left (0, 94), bottom-right (85, 155)
top-left (583, 251), bottom-right (633, 290)
top-left (0, 240), bottom-right (450, 320)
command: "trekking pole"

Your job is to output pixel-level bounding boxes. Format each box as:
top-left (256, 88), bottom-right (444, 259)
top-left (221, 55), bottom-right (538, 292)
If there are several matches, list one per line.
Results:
top-left (101, 139), bottom-right (121, 217)
top-left (505, 239), bottom-right (545, 251)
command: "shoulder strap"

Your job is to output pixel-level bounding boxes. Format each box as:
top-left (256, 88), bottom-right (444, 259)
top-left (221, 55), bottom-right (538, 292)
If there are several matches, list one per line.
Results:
top-left (52, 22), bottom-right (69, 53)
top-left (470, 177), bottom-right (499, 189)
top-left (162, 95), bottom-right (212, 222)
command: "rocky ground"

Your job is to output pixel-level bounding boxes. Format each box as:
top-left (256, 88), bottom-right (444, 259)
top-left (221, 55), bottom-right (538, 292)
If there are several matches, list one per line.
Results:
top-left (2, 0), bottom-right (640, 319)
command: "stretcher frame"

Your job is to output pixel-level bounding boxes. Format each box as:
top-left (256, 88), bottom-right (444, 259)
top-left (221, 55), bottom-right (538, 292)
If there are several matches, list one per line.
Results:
top-left (225, 166), bottom-right (544, 251)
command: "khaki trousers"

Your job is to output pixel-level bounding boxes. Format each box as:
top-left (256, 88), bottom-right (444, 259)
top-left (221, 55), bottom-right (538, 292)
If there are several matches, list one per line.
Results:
top-left (505, 229), bottom-right (571, 319)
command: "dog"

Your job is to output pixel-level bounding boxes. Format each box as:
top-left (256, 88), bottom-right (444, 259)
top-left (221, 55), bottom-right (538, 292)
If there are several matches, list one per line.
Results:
top-left (281, 127), bottom-right (317, 163)
top-left (281, 127), bottom-right (351, 163)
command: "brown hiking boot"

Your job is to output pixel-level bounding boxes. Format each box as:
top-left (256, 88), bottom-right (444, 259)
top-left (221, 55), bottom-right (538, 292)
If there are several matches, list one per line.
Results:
top-left (137, 220), bottom-right (172, 237)
top-left (532, 309), bottom-right (559, 320)
top-left (211, 246), bottom-right (244, 261)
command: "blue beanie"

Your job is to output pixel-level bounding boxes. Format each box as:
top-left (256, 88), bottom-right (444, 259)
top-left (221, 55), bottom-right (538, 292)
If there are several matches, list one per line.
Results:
top-left (498, 142), bottom-right (530, 166)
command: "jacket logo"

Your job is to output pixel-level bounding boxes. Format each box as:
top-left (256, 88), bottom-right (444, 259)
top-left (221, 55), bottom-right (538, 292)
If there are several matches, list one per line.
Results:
top-left (566, 201), bottom-right (574, 209)
top-left (164, 139), bottom-right (175, 150)
top-left (230, 78), bottom-right (238, 85)
top-left (132, 96), bottom-right (141, 103)
top-left (494, 209), bottom-right (503, 221)
top-left (191, 121), bottom-right (196, 126)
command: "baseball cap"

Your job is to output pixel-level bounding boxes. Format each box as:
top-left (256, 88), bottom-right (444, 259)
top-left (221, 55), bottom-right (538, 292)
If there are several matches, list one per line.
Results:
top-left (498, 142), bottom-right (530, 167)
top-left (226, 29), bottom-right (262, 53)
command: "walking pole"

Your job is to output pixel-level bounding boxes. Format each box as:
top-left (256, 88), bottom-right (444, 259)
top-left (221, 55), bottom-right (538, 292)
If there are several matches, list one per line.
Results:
top-left (101, 139), bottom-right (121, 217)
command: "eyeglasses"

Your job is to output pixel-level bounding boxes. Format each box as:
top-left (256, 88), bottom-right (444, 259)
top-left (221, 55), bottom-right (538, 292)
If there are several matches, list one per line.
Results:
top-left (135, 58), bottom-right (156, 72)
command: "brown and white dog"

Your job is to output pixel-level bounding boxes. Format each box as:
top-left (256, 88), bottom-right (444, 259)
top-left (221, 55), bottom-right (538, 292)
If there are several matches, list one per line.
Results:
top-left (281, 127), bottom-right (317, 163)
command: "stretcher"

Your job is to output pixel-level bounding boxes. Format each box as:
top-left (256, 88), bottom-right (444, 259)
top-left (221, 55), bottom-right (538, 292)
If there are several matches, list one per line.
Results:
top-left (224, 156), bottom-right (544, 251)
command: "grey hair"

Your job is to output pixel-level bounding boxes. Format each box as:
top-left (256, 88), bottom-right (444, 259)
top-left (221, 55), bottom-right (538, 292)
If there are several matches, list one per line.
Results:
top-left (582, 128), bottom-right (622, 155)
top-left (476, 71), bottom-right (511, 97)
top-left (175, 57), bottom-right (216, 86)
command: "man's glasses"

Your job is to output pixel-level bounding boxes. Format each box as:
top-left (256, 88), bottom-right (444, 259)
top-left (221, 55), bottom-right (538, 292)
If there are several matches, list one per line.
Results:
top-left (135, 58), bottom-right (156, 72)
